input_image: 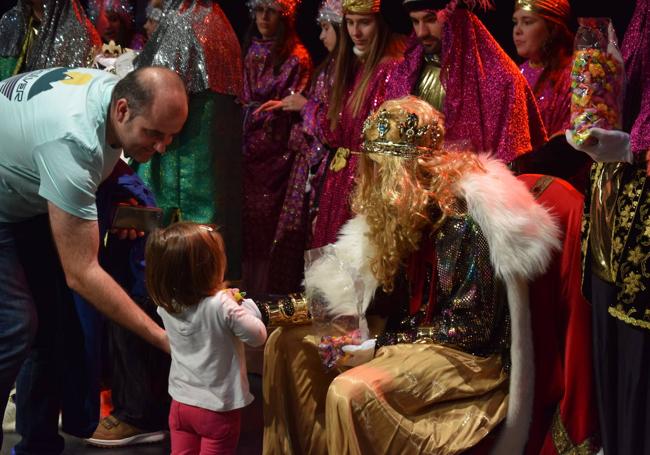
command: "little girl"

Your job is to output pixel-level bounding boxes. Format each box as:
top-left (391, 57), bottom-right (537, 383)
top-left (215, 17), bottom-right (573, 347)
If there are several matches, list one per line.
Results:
top-left (145, 222), bottom-right (267, 454)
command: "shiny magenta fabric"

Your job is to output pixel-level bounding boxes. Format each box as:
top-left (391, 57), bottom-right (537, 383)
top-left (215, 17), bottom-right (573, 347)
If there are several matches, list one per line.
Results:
top-left (621, 0), bottom-right (650, 154)
top-left (520, 60), bottom-right (573, 137)
top-left (310, 51), bottom-right (410, 249)
top-left (440, 9), bottom-right (547, 161)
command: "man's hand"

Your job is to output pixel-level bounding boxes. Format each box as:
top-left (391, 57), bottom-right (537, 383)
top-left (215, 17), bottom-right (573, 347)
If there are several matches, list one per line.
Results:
top-left (565, 128), bottom-right (632, 163)
top-left (48, 202), bottom-right (169, 353)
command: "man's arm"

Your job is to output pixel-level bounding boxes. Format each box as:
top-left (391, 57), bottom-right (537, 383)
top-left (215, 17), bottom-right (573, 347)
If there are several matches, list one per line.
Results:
top-left (48, 202), bottom-right (169, 353)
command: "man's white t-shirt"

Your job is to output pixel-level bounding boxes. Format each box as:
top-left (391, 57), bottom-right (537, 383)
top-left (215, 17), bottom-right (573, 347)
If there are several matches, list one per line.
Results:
top-left (0, 67), bottom-right (122, 222)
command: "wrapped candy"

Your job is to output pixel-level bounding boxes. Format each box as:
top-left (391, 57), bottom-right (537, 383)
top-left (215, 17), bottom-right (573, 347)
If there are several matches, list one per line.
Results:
top-left (569, 18), bottom-right (625, 146)
top-left (304, 245), bottom-right (372, 370)
top-left (318, 329), bottom-right (362, 369)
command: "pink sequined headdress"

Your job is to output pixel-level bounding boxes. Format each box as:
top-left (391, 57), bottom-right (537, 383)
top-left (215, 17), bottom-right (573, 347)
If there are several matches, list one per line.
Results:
top-left (318, 0), bottom-right (343, 24)
top-left (440, 7), bottom-right (546, 160)
top-left (402, 0), bottom-right (493, 13)
top-left (247, 0), bottom-right (299, 18)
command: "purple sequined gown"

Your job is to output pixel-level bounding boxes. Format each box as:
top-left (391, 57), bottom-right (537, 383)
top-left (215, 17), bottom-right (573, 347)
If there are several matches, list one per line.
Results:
top-left (268, 59), bottom-right (335, 292)
top-left (242, 37), bottom-right (312, 293)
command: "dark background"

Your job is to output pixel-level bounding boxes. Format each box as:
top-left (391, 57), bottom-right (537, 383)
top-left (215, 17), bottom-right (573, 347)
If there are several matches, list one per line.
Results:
top-left (0, 0), bottom-right (637, 68)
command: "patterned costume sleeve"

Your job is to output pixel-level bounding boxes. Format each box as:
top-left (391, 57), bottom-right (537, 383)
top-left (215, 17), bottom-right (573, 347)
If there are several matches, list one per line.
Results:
top-left (429, 214), bottom-right (509, 358)
top-left (300, 64), bottom-right (336, 147)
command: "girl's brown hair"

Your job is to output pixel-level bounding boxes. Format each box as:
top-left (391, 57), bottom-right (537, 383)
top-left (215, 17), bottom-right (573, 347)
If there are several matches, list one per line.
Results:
top-left (145, 222), bottom-right (227, 314)
top-left (313, 22), bottom-right (341, 84)
top-left (327, 13), bottom-right (396, 130)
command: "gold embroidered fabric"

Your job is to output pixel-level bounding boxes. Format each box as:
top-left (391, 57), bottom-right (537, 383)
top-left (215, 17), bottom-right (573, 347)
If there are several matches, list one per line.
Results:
top-left (582, 162), bottom-right (650, 330)
top-left (13, 17), bottom-right (37, 76)
top-left (342, 0), bottom-right (380, 14)
top-left (551, 406), bottom-right (599, 455)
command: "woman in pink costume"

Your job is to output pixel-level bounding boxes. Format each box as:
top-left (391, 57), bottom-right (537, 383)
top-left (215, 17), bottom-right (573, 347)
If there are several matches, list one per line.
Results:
top-left (513, 0), bottom-right (592, 192)
top-left (241, 0), bottom-right (312, 293)
top-left (263, 0), bottom-right (344, 292)
top-left (309, 0), bottom-right (409, 249)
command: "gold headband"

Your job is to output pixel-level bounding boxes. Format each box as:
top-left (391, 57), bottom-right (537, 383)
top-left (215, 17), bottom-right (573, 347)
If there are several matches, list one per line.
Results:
top-left (342, 0), bottom-right (381, 14)
top-left (515, 0), bottom-right (570, 22)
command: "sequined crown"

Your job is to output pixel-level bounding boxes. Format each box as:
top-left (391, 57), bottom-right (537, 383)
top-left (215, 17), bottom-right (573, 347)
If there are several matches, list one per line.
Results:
top-left (318, 0), bottom-right (343, 24)
top-left (247, 0), bottom-right (299, 17)
top-left (342, 0), bottom-right (381, 14)
top-left (361, 97), bottom-right (444, 158)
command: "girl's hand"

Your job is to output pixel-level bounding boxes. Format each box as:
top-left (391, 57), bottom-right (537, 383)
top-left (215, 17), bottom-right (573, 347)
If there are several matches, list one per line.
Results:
top-left (224, 288), bottom-right (246, 304)
top-left (253, 100), bottom-right (284, 114)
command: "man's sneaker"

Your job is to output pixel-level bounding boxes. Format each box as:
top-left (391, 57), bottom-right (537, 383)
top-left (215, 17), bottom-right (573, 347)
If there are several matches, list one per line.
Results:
top-left (86, 415), bottom-right (167, 447)
top-left (2, 389), bottom-right (16, 431)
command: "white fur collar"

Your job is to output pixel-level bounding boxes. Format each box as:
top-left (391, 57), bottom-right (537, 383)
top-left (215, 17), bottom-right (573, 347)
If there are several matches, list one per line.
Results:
top-left (455, 154), bottom-right (561, 283)
top-left (304, 155), bottom-right (560, 318)
top-left (303, 215), bottom-right (378, 317)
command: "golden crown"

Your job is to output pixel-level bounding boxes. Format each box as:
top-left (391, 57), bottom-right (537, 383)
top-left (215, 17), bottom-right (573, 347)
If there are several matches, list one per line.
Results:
top-left (515, 0), bottom-right (570, 21)
top-left (342, 0), bottom-right (381, 14)
top-left (361, 97), bottom-right (444, 158)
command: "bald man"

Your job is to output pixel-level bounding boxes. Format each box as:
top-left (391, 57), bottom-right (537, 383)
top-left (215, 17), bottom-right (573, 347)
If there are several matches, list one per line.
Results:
top-left (0, 66), bottom-right (187, 452)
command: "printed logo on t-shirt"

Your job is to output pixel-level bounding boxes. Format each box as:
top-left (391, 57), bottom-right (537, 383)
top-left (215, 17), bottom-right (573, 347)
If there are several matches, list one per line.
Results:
top-left (0, 68), bottom-right (93, 102)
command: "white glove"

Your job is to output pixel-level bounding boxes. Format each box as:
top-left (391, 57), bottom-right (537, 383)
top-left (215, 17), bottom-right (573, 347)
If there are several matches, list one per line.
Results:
top-left (565, 128), bottom-right (632, 163)
top-left (340, 339), bottom-right (376, 367)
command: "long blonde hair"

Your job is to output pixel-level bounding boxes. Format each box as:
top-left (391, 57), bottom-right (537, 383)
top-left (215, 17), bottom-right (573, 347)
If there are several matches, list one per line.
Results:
top-left (352, 151), bottom-right (483, 291)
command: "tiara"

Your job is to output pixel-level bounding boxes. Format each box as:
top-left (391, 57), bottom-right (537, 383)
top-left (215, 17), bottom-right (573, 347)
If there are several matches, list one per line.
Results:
top-left (247, 0), bottom-right (299, 18)
top-left (361, 102), bottom-right (444, 158)
top-left (318, 0), bottom-right (343, 24)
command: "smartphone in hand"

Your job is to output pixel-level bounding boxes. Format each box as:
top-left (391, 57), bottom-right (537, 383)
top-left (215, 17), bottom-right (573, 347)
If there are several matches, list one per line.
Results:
top-left (111, 205), bottom-right (163, 233)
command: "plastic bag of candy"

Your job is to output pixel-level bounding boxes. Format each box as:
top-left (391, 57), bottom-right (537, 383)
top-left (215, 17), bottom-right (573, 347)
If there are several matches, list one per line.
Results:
top-left (569, 18), bottom-right (625, 146)
top-left (303, 246), bottom-right (371, 370)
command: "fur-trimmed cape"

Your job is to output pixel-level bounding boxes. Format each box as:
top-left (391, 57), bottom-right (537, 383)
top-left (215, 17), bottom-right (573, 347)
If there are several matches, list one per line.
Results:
top-left (303, 154), bottom-right (561, 455)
